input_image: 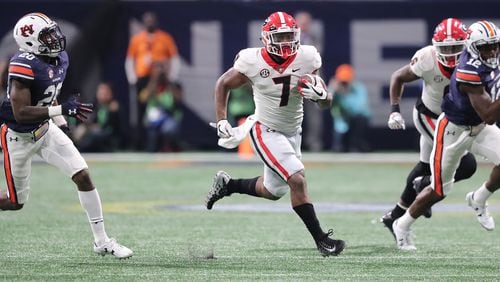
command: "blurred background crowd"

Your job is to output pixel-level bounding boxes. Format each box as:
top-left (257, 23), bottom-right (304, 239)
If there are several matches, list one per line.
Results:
top-left (0, 0), bottom-right (497, 153)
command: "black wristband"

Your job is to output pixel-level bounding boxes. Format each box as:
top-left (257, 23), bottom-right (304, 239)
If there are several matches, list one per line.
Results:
top-left (391, 104), bottom-right (400, 113)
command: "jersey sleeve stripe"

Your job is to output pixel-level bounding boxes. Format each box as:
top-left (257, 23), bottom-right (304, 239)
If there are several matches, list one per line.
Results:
top-left (9, 65), bottom-right (34, 78)
top-left (10, 62), bottom-right (32, 68)
top-left (456, 71), bottom-right (481, 83)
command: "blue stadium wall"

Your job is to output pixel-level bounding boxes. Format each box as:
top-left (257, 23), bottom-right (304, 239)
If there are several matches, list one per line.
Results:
top-left (0, 0), bottom-right (498, 150)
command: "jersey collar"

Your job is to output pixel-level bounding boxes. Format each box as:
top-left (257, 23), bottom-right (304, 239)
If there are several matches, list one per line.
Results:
top-left (261, 48), bottom-right (297, 74)
top-left (437, 61), bottom-right (453, 79)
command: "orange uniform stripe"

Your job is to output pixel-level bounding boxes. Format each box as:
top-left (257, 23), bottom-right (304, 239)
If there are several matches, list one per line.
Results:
top-left (28, 12), bottom-right (51, 24)
top-left (9, 65), bottom-right (34, 77)
top-left (456, 71), bottom-right (480, 82)
top-left (433, 117), bottom-right (449, 196)
top-left (481, 21), bottom-right (496, 37)
top-left (1, 125), bottom-right (17, 204)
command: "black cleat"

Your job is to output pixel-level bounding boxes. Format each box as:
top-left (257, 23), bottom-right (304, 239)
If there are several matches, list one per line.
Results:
top-left (412, 176), bottom-right (432, 218)
top-left (315, 229), bottom-right (345, 257)
top-left (205, 171), bottom-right (231, 210)
top-left (380, 211), bottom-right (396, 240)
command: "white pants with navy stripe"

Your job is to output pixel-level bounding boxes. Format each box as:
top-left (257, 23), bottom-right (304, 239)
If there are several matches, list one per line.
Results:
top-left (249, 122), bottom-right (304, 197)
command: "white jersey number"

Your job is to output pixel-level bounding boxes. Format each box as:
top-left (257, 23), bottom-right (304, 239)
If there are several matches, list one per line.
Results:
top-left (38, 82), bottom-right (62, 106)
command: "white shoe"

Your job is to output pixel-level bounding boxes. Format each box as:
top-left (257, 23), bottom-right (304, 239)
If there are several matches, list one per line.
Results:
top-left (466, 192), bottom-right (495, 231)
top-left (93, 238), bottom-right (133, 259)
top-left (392, 219), bottom-right (417, 251)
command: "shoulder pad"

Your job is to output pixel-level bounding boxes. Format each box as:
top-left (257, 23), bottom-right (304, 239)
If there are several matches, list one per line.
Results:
top-left (9, 52), bottom-right (36, 80)
top-left (410, 46), bottom-right (435, 75)
top-left (300, 45), bottom-right (322, 70)
top-left (233, 48), bottom-right (259, 76)
top-left (456, 54), bottom-right (482, 85)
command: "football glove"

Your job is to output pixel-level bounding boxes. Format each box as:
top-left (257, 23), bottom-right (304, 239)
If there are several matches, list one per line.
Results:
top-left (61, 96), bottom-right (94, 122)
top-left (298, 79), bottom-right (328, 101)
top-left (388, 112), bottom-right (406, 130)
top-left (215, 119), bottom-right (234, 138)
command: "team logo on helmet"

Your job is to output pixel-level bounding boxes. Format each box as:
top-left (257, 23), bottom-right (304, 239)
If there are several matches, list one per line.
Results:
top-left (13, 13), bottom-right (66, 57)
top-left (20, 24), bottom-right (34, 37)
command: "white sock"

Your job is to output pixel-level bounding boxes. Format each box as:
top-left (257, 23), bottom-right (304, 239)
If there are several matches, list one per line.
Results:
top-left (473, 182), bottom-right (492, 205)
top-left (396, 211), bottom-right (416, 230)
top-left (78, 189), bottom-right (109, 245)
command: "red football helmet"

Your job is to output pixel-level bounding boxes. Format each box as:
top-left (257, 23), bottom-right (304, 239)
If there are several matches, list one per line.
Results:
top-left (261, 11), bottom-right (300, 59)
top-left (432, 18), bottom-right (467, 68)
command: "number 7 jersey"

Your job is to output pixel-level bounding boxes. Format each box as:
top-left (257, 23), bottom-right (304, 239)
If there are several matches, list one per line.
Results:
top-left (1, 51), bottom-right (69, 133)
top-left (233, 45), bottom-right (322, 135)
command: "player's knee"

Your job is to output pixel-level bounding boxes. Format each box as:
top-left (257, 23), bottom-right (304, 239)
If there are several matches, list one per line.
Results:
top-left (425, 186), bottom-right (446, 202)
top-left (455, 153), bottom-right (477, 182)
top-left (265, 185), bottom-right (287, 199)
top-left (71, 169), bottom-right (93, 191)
top-left (406, 161), bottom-right (430, 185)
top-left (287, 171), bottom-right (306, 189)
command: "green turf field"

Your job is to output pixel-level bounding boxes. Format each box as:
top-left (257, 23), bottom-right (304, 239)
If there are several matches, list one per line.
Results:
top-left (0, 153), bottom-right (499, 281)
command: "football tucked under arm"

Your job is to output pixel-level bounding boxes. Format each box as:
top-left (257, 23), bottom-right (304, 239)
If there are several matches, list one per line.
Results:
top-left (297, 74), bottom-right (328, 101)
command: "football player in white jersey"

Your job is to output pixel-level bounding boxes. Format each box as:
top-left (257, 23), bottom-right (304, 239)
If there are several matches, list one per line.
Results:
top-left (381, 18), bottom-right (477, 237)
top-left (205, 11), bottom-right (345, 257)
top-left (393, 20), bottom-right (500, 250)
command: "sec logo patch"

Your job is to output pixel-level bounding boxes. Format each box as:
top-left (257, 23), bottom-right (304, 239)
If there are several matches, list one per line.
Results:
top-left (260, 69), bottom-right (270, 78)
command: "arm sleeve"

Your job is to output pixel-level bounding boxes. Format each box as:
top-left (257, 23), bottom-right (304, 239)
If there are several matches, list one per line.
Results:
top-left (455, 68), bottom-right (481, 85)
top-left (312, 47), bottom-right (322, 71)
top-left (8, 61), bottom-right (34, 81)
top-left (164, 32), bottom-right (179, 57)
top-left (126, 36), bottom-right (137, 59)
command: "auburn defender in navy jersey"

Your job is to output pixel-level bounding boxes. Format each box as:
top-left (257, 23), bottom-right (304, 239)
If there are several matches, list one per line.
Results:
top-left (0, 13), bottom-right (132, 258)
top-left (392, 20), bottom-right (500, 251)
top-left (381, 18), bottom-right (477, 237)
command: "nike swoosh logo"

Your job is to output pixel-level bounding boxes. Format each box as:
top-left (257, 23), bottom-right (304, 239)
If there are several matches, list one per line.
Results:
top-left (311, 86), bottom-right (324, 98)
top-left (323, 245), bottom-right (336, 252)
top-left (292, 68), bottom-right (300, 72)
